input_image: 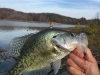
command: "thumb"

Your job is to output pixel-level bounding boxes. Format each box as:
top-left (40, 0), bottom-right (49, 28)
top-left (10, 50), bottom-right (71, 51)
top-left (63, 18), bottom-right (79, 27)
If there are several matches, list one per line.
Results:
top-left (85, 48), bottom-right (97, 64)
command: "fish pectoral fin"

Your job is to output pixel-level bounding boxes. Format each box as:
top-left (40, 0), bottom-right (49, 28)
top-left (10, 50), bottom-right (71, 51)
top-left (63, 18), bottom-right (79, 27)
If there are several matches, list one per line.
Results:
top-left (9, 33), bottom-right (34, 57)
top-left (23, 64), bottom-right (51, 75)
top-left (52, 59), bottom-right (61, 74)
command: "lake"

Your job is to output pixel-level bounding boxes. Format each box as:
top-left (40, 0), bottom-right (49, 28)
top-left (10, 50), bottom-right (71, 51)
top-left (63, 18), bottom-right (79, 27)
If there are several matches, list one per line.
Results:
top-left (0, 20), bottom-right (75, 75)
top-left (0, 20), bottom-right (75, 28)
top-left (0, 20), bottom-right (75, 49)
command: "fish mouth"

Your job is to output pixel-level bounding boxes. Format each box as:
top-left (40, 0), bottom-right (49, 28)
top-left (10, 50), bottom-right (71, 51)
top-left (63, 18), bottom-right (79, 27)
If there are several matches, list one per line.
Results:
top-left (55, 44), bottom-right (72, 52)
top-left (54, 42), bottom-right (78, 53)
top-left (51, 33), bottom-right (78, 53)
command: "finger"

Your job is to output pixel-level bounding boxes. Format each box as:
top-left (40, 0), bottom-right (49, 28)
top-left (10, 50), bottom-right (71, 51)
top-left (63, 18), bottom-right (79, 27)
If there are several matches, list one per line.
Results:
top-left (69, 52), bottom-right (87, 69)
top-left (85, 48), bottom-right (97, 63)
top-left (66, 58), bottom-right (84, 72)
top-left (72, 48), bottom-right (84, 58)
top-left (68, 66), bottom-right (85, 75)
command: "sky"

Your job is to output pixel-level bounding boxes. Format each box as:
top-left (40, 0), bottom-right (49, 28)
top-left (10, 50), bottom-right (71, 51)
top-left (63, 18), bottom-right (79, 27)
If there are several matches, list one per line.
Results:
top-left (0, 0), bottom-right (100, 19)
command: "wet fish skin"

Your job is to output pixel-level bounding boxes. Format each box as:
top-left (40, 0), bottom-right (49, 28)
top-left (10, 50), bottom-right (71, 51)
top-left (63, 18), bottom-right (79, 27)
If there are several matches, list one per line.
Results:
top-left (9, 28), bottom-right (78, 75)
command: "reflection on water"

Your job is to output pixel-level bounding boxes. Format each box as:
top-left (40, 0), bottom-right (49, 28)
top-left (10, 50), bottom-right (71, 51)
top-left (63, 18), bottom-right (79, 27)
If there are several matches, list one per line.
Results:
top-left (0, 20), bottom-right (75, 28)
top-left (0, 20), bottom-right (75, 50)
top-left (0, 27), bottom-right (39, 50)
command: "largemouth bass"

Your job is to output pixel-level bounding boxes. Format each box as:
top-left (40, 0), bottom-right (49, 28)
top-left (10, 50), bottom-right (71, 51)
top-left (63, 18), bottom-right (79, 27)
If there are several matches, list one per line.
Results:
top-left (0, 28), bottom-right (88, 75)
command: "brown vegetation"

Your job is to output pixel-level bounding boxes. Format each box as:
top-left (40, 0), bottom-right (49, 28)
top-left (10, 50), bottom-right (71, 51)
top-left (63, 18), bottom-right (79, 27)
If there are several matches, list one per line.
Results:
top-left (0, 8), bottom-right (95, 25)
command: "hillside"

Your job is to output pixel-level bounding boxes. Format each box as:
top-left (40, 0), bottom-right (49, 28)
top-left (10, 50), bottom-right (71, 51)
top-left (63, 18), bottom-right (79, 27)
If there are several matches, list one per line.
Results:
top-left (0, 8), bottom-right (88, 25)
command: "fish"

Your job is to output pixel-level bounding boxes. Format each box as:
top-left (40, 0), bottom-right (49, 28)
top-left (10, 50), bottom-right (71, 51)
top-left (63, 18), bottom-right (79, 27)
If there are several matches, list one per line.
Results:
top-left (0, 28), bottom-right (88, 75)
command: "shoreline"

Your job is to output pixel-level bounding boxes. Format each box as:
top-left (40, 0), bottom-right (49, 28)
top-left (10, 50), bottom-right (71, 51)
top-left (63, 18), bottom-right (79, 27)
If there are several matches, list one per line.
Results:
top-left (0, 19), bottom-right (76, 25)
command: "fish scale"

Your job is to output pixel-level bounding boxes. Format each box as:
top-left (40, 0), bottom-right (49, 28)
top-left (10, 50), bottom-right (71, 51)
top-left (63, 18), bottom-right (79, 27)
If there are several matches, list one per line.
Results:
top-left (9, 33), bottom-right (34, 57)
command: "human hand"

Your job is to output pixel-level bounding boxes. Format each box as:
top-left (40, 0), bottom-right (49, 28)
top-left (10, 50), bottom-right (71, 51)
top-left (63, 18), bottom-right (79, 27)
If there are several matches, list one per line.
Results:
top-left (66, 48), bottom-right (100, 75)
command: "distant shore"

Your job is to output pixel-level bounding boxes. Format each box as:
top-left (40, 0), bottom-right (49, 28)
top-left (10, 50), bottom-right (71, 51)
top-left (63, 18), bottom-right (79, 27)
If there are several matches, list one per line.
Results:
top-left (0, 8), bottom-right (90, 25)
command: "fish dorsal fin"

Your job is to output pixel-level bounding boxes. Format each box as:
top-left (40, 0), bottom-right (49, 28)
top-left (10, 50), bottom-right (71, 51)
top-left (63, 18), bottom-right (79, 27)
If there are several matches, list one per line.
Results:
top-left (23, 64), bottom-right (51, 75)
top-left (8, 33), bottom-right (34, 57)
top-left (52, 59), bottom-right (61, 74)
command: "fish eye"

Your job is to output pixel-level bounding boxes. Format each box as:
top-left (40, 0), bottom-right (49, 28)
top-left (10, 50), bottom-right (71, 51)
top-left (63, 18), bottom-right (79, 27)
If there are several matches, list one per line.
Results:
top-left (71, 33), bottom-right (75, 37)
top-left (53, 35), bottom-right (57, 38)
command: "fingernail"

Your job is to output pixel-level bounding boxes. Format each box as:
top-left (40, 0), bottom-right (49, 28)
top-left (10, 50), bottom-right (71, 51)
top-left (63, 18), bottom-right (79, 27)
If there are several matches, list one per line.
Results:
top-left (77, 51), bottom-right (81, 56)
top-left (78, 51), bottom-right (84, 58)
top-left (82, 73), bottom-right (85, 75)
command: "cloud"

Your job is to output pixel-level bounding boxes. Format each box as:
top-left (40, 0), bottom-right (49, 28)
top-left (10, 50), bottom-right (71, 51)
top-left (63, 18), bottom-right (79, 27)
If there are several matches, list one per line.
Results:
top-left (0, 0), bottom-right (96, 8)
top-left (27, 6), bottom-right (98, 19)
top-left (91, 0), bottom-right (100, 2)
top-left (0, 0), bottom-right (100, 19)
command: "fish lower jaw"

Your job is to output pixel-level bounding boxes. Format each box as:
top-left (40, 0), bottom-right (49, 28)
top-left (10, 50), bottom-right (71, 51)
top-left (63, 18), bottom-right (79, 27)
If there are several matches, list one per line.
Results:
top-left (52, 53), bottom-right (57, 56)
top-left (64, 42), bottom-right (78, 52)
top-left (54, 43), bottom-right (77, 53)
top-left (55, 52), bottom-right (68, 59)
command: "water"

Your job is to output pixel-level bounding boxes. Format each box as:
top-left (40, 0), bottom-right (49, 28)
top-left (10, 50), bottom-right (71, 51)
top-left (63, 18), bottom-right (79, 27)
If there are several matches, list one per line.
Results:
top-left (0, 20), bottom-right (75, 28)
top-left (0, 20), bottom-right (74, 75)
top-left (0, 20), bottom-right (75, 49)
top-left (0, 28), bottom-right (39, 49)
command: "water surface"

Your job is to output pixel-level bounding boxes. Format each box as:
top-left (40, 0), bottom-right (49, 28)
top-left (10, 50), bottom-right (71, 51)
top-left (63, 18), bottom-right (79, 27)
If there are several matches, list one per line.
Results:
top-left (0, 20), bottom-right (75, 28)
top-left (0, 28), bottom-right (39, 49)
top-left (0, 20), bottom-right (75, 49)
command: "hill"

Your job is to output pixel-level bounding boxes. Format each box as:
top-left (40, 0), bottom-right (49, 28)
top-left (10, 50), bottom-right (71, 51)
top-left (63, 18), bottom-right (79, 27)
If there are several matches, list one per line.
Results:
top-left (0, 8), bottom-right (88, 25)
